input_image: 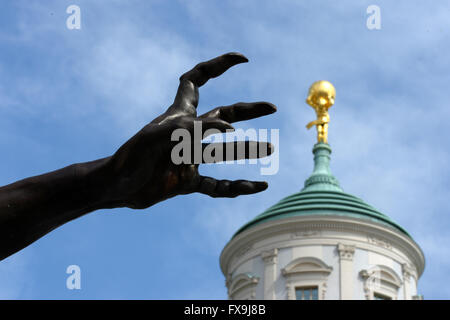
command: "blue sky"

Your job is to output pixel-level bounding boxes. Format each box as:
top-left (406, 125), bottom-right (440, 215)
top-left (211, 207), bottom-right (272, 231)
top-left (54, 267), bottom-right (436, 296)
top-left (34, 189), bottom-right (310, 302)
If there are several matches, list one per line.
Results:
top-left (0, 0), bottom-right (449, 299)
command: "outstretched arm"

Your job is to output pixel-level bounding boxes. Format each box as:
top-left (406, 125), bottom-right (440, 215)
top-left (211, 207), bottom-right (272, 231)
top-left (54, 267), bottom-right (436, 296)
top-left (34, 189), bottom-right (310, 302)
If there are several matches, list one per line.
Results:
top-left (0, 157), bottom-right (114, 260)
top-left (306, 120), bottom-right (318, 129)
top-left (0, 52), bottom-right (277, 261)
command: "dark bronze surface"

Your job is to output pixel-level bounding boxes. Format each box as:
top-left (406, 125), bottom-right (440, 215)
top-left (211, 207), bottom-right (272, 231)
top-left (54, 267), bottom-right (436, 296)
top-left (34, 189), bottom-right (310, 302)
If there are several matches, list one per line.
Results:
top-left (0, 52), bottom-right (277, 260)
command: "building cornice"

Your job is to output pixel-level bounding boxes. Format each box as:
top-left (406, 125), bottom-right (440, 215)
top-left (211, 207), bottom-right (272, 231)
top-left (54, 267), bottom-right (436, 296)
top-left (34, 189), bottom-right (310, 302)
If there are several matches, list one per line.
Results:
top-left (220, 214), bottom-right (425, 280)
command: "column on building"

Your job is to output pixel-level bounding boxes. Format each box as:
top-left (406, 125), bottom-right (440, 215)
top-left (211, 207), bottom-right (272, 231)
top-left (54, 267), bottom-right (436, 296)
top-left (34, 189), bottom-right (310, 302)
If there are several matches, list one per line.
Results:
top-left (261, 248), bottom-right (278, 300)
top-left (337, 243), bottom-right (355, 300)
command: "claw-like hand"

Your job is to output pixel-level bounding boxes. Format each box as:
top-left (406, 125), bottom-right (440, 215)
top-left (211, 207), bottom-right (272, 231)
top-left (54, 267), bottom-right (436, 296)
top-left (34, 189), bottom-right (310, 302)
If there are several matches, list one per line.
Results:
top-left (107, 53), bottom-right (277, 208)
top-left (0, 52), bottom-right (278, 260)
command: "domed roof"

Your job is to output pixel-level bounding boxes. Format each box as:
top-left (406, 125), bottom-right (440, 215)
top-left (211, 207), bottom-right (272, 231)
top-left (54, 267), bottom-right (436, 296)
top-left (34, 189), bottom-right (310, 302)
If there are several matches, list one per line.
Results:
top-left (234, 143), bottom-right (410, 238)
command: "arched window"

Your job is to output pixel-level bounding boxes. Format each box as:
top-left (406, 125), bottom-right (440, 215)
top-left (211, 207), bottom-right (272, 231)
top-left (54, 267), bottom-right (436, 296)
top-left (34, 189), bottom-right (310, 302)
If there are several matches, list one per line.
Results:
top-left (281, 257), bottom-right (333, 300)
top-left (228, 273), bottom-right (259, 300)
top-left (359, 265), bottom-right (402, 300)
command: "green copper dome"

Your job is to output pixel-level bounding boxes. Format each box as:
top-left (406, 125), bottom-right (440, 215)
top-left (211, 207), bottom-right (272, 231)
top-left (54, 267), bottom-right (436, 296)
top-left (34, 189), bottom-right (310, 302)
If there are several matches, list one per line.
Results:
top-left (234, 143), bottom-right (410, 238)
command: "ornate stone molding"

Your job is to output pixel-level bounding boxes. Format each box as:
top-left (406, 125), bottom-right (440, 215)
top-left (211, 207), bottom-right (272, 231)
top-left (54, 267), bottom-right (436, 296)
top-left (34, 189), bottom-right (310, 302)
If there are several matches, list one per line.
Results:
top-left (220, 215), bottom-right (425, 286)
top-left (360, 269), bottom-right (377, 300)
top-left (285, 279), bottom-right (329, 301)
top-left (261, 248), bottom-right (278, 299)
top-left (360, 265), bottom-right (402, 300)
top-left (228, 273), bottom-right (260, 300)
top-left (337, 243), bottom-right (355, 261)
top-left (281, 256), bottom-right (333, 277)
top-left (291, 230), bottom-right (322, 239)
top-left (286, 284), bottom-right (294, 300)
top-left (236, 244), bottom-right (253, 258)
top-left (282, 257), bottom-right (332, 300)
top-left (304, 174), bottom-right (340, 188)
top-left (225, 273), bottom-right (232, 288)
top-left (261, 248), bottom-right (278, 265)
top-left (402, 263), bottom-right (415, 282)
top-left (321, 282), bottom-right (327, 300)
top-left (367, 235), bottom-right (392, 250)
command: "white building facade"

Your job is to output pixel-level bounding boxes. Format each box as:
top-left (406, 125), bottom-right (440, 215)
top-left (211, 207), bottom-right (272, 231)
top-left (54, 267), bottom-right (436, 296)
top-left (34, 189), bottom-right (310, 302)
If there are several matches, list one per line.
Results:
top-left (220, 143), bottom-right (425, 300)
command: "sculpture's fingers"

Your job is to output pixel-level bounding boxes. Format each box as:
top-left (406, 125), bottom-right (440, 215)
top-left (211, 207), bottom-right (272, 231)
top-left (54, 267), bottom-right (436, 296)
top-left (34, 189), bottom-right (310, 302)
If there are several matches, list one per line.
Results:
top-left (171, 79), bottom-right (200, 115)
top-left (199, 102), bottom-right (277, 124)
top-left (180, 52), bottom-right (248, 87)
top-left (199, 118), bottom-right (235, 134)
top-left (170, 53), bottom-right (248, 114)
top-left (168, 117), bottom-right (234, 136)
top-left (197, 177), bottom-right (268, 198)
top-left (201, 141), bottom-right (274, 163)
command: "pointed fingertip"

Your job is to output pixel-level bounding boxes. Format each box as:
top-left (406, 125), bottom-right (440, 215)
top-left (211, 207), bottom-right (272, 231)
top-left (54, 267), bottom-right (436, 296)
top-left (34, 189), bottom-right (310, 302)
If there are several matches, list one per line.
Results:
top-left (236, 180), bottom-right (268, 194)
top-left (240, 55), bottom-right (250, 63)
top-left (226, 52), bottom-right (249, 63)
top-left (256, 181), bottom-right (269, 191)
top-left (256, 141), bottom-right (274, 156)
top-left (254, 102), bottom-right (277, 114)
top-left (264, 102), bottom-right (277, 113)
top-left (267, 143), bottom-right (275, 155)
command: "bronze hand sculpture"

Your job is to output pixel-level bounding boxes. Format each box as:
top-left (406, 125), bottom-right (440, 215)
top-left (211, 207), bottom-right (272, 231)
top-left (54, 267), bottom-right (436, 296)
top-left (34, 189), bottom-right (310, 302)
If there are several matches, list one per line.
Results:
top-left (0, 52), bottom-right (277, 261)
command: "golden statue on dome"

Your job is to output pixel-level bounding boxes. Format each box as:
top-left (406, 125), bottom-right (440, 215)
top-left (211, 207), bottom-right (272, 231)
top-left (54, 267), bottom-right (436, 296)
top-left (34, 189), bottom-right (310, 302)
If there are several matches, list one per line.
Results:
top-left (306, 80), bottom-right (336, 143)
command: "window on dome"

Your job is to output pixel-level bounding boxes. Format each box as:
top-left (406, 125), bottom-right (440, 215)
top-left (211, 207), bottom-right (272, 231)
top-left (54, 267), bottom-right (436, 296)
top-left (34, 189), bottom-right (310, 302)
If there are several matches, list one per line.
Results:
top-left (374, 292), bottom-right (392, 300)
top-left (360, 265), bottom-right (402, 300)
top-left (282, 257), bottom-right (332, 300)
top-left (227, 273), bottom-right (260, 300)
top-left (295, 286), bottom-right (319, 300)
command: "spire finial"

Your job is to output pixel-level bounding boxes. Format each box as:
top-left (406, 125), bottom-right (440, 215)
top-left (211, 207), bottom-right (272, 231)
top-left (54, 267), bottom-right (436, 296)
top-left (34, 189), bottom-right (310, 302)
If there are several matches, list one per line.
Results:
top-left (303, 80), bottom-right (341, 192)
top-left (306, 80), bottom-right (336, 144)
top-left (302, 143), bottom-right (342, 192)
